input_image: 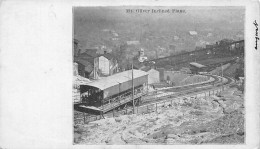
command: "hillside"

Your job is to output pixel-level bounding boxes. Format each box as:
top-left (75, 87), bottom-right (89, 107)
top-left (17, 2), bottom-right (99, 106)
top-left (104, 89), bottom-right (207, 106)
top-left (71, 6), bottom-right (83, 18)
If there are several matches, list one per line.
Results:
top-left (74, 87), bottom-right (244, 144)
top-left (74, 6), bottom-right (244, 60)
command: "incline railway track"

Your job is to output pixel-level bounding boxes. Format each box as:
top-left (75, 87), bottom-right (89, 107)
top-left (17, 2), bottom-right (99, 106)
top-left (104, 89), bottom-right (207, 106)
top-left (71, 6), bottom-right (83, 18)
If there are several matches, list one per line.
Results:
top-left (74, 74), bottom-right (235, 123)
top-left (140, 75), bottom-right (234, 106)
top-left (104, 75), bottom-right (235, 116)
top-left (148, 75), bottom-right (219, 94)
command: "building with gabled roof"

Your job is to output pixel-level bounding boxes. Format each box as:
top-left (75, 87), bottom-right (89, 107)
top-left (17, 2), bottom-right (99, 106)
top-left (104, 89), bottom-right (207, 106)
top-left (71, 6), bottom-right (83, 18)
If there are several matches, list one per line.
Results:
top-left (93, 53), bottom-right (118, 77)
top-left (82, 49), bottom-right (98, 57)
top-left (74, 58), bottom-right (94, 78)
top-left (75, 48), bottom-right (118, 78)
top-left (140, 67), bottom-right (160, 84)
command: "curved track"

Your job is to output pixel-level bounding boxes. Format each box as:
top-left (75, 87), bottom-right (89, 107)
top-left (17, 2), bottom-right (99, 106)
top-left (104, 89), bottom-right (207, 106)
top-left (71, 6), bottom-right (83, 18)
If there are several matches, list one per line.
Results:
top-left (74, 74), bottom-right (236, 123)
top-left (140, 74), bottom-right (233, 105)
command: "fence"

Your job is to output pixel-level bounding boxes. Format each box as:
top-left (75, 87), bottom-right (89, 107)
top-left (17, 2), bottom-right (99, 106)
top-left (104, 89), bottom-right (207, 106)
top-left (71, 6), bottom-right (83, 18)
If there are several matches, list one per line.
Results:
top-left (74, 113), bottom-right (103, 125)
top-left (74, 84), bottom-right (232, 125)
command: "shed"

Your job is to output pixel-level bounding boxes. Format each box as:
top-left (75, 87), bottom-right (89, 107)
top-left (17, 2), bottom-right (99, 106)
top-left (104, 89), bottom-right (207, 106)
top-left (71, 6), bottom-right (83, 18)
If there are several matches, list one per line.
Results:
top-left (80, 69), bottom-right (148, 99)
top-left (141, 67), bottom-right (160, 84)
top-left (190, 62), bottom-right (206, 68)
top-left (190, 62), bottom-right (206, 74)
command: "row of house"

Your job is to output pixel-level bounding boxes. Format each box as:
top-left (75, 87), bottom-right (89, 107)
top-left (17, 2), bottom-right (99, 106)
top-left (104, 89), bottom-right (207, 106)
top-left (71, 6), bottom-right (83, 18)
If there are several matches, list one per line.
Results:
top-left (74, 40), bottom-right (162, 85)
top-left (74, 39), bottom-right (195, 86)
top-left (73, 39), bottom-right (119, 79)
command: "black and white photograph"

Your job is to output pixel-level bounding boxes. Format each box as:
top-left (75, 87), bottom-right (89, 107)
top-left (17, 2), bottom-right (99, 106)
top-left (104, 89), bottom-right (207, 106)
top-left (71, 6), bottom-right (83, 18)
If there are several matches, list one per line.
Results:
top-left (2, 0), bottom-right (260, 148)
top-left (73, 6), bottom-right (245, 145)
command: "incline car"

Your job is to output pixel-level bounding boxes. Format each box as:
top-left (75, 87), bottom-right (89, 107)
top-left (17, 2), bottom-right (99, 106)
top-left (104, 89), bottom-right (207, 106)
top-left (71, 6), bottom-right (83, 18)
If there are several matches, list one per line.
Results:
top-left (78, 69), bottom-right (148, 113)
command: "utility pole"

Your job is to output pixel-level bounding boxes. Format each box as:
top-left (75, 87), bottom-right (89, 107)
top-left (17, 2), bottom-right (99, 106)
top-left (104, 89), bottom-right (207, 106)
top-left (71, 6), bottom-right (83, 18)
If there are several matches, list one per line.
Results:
top-left (221, 63), bottom-right (224, 91)
top-left (195, 52), bottom-right (197, 62)
top-left (221, 63), bottom-right (223, 77)
top-left (132, 62), bottom-right (135, 114)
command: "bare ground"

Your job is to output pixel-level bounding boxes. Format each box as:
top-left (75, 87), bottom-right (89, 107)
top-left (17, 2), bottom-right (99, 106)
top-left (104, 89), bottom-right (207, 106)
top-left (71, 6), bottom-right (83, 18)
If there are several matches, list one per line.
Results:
top-left (74, 87), bottom-right (244, 145)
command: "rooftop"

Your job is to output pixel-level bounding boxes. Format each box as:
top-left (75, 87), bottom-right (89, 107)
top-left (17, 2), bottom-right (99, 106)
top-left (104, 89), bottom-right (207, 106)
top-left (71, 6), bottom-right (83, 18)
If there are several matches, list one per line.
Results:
top-left (75, 57), bottom-right (94, 65)
top-left (83, 69), bottom-right (148, 90)
top-left (83, 49), bottom-right (98, 57)
top-left (98, 53), bottom-right (114, 60)
top-left (190, 62), bottom-right (206, 68)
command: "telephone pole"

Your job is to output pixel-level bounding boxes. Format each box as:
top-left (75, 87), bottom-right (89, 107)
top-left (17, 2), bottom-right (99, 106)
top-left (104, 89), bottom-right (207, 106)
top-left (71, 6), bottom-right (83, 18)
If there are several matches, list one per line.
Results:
top-left (132, 62), bottom-right (135, 114)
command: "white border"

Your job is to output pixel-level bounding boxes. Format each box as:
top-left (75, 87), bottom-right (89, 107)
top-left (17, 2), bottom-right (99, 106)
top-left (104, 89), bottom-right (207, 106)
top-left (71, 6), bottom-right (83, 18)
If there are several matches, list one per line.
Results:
top-left (0, 0), bottom-right (259, 149)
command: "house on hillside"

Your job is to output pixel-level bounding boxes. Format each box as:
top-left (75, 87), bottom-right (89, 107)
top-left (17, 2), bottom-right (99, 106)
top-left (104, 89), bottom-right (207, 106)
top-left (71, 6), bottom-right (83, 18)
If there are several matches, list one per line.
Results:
top-left (141, 67), bottom-right (160, 84)
top-left (76, 49), bottom-right (97, 64)
top-left (94, 53), bottom-right (118, 76)
top-left (74, 49), bottom-right (97, 78)
top-left (74, 58), bottom-right (94, 78)
top-left (75, 49), bottom-right (118, 78)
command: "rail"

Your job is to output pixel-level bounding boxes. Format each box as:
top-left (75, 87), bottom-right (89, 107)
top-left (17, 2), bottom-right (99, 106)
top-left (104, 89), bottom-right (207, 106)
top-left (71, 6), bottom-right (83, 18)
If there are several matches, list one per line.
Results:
top-left (74, 75), bottom-right (236, 124)
top-left (100, 92), bottom-right (144, 113)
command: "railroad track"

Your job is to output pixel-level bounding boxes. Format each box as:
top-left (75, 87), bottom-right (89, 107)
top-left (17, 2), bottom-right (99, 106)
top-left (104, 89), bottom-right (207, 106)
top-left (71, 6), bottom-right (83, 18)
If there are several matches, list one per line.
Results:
top-left (74, 75), bottom-right (236, 123)
top-left (156, 75), bottom-right (219, 93)
top-left (140, 75), bottom-right (234, 106)
top-left (107, 75), bottom-right (234, 117)
top-left (141, 75), bottom-right (220, 103)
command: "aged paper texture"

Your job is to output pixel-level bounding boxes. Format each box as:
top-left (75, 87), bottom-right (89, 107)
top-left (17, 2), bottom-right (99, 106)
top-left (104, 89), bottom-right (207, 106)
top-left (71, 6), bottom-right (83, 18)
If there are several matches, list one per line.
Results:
top-left (0, 0), bottom-right (259, 149)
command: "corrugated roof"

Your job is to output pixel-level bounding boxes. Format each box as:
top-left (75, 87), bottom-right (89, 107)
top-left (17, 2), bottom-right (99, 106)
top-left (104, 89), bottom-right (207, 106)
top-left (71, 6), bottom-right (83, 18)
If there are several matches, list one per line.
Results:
top-left (190, 62), bottom-right (206, 68)
top-left (85, 69), bottom-right (148, 90)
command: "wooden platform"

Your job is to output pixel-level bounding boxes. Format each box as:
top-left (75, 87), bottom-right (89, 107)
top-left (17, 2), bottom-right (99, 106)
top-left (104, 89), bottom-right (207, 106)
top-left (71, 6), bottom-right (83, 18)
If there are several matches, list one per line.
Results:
top-left (101, 93), bottom-right (143, 113)
top-left (78, 105), bottom-right (103, 112)
top-left (79, 93), bottom-right (144, 113)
